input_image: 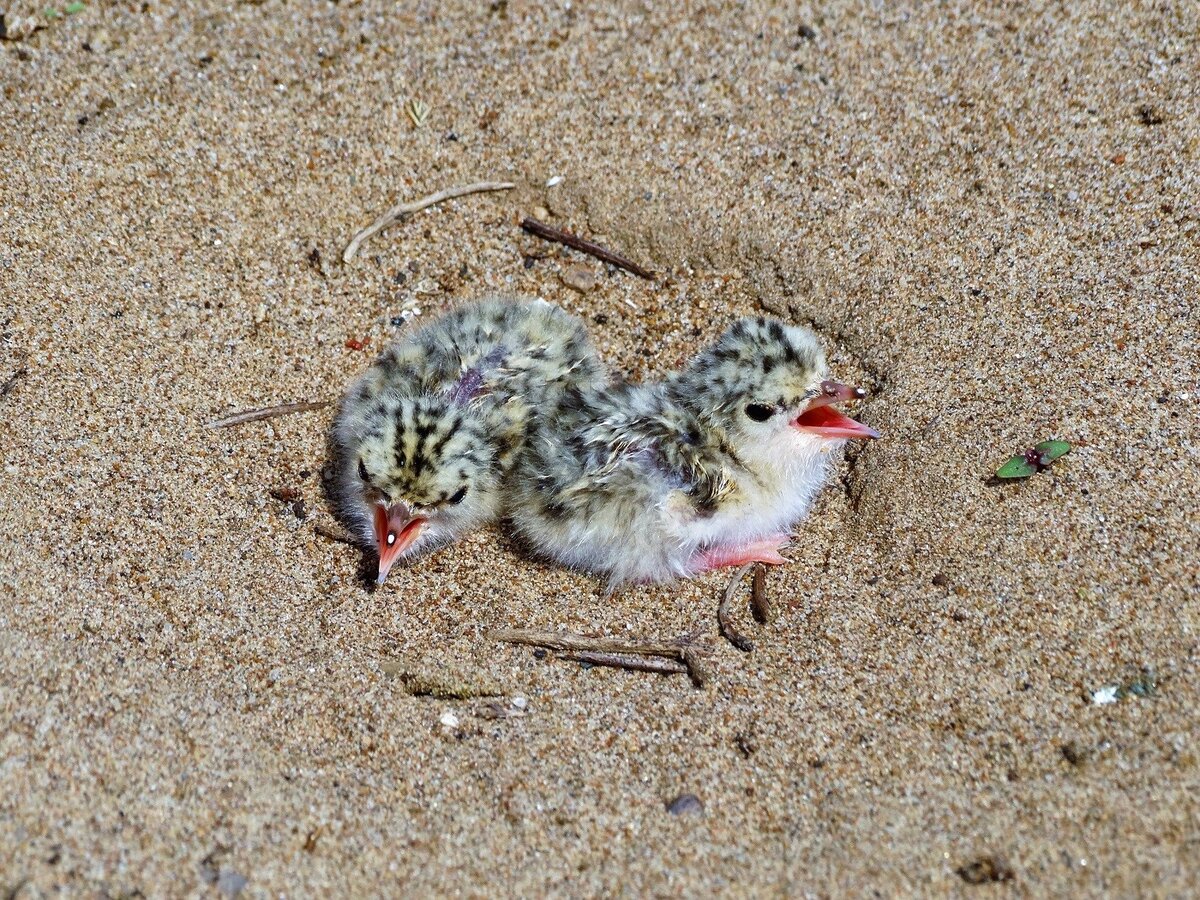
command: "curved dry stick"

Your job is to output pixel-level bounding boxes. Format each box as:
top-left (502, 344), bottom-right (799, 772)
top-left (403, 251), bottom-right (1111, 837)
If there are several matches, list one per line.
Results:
top-left (343, 181), bottom-right (516, 263)
top-left (750, 564), bottom-right (772, 625)
top-left (718, 563), bottom-right (756, 652)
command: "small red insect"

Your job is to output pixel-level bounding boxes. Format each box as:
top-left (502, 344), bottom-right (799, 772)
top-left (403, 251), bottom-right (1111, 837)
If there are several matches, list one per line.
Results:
top-left (344, 336), bottom-right (370, 351)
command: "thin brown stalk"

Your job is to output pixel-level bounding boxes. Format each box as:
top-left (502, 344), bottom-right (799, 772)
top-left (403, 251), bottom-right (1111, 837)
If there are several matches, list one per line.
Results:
top-left (488, 627), bottom-right (686, 660)
top-left (520, 217), bottom-right (655, 279)
top-left (680, 647), bottom-right (711, 688)
top-left (560, 651), bottom-right (689, 676)
top-left (343, 181), bottom-right (516, 262)
top-left (750, 564), bottom-right (772, 625)
top-left (205, 400), bottom-right (331, 429)
top-left (718, 563), bottom-right (756, 652)
top-left (312, 523), bottom-right (357, 546)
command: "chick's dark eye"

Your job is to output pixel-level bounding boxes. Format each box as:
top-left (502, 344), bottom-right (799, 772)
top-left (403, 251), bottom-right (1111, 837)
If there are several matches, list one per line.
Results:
top-left (448, 486), bottom-right (468, 505)
top-left (744, 403), bottom-right (776, 422)
top-left (357, 459), bottom-right (370, 481)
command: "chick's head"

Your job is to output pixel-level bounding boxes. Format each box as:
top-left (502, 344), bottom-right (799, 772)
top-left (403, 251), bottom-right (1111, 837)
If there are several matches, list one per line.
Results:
top-left (670, 317), bottom-right (878, 472)
top-left (339, 393), bottom-right (500, 582)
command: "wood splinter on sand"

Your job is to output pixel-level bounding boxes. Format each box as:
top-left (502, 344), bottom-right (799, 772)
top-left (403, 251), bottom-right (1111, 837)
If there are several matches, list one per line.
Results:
top-left (520, 217), bottom-right (656, 280)
top-left (343, 181), bottom-right (517, 263)
top-left (488, 627), bottom-right (710, 687)
top-left (205, 400), bottom-right (332, 429)
top-left (718, 563), bottom-right (757, 652)
top-left (750, 563), bottom-right (773, 624)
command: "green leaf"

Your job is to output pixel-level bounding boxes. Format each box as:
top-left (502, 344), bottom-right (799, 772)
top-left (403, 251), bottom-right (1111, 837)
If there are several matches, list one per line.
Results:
top-left (996, 456), bottom-right (1038, 479)
top-left (43, 6), bottom-right (61, 17)
top-left (1034, 440), bottom-right (1072, 462)
top-left (65, 1), bottom-right (86, 12)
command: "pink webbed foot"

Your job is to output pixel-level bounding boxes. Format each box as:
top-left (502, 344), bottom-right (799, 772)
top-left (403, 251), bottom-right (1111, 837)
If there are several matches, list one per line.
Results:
top-left (692, 534), bottom-right (790, 574)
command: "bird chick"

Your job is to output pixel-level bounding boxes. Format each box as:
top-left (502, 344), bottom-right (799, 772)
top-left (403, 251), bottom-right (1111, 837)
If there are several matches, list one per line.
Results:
top-left (508, 317), bottom-right (878, 588)
top-left (329, 297), bottom-right (603, 583)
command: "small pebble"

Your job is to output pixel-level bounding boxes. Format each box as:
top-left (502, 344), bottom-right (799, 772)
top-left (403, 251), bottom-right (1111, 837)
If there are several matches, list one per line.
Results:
top-left (3, 15), bottom-right (43, 41)
top-left (439, 711), bottom-right (460, 729)
top-left (665, 793), bottom-right (704, 816)
top-left (84, 28), bottom-right (112, 53)
top-left (546, 175), bottom-right (564, 187)
top-left (532, 206), bottom-right (550, 220)
top-left (216, 870), bottom-right (248, 898)
top-left (1091, 685), bottom-right (1118, 705)
top-left (561, 265), bottom-right (598, 293)
top-left (511, 696), bottom-right (527, 710)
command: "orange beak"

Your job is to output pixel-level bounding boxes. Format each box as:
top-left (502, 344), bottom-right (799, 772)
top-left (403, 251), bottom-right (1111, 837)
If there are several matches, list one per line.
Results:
top-left (373, 503), bottom-right (427, 584)
top-left (792, 380), bottom-right (880, 440)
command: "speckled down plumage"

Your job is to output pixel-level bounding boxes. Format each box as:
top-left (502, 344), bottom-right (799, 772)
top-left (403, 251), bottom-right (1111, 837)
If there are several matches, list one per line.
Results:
top-left (508, 317), bottom-right (867, 588)
top-left (329, 297), bottom-right (604, 568)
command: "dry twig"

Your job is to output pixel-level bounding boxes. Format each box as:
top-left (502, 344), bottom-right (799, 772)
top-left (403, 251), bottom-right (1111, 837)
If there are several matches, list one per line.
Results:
top-left (718, 563), bottom-right (756, 652)
top-left (343, 181), bottom-right (516, 263)
top-left (205, 400), bottom-right (331, 429)
top-left (520, 217), bottom-right (655, 279)
top-left (313, 523), bottom-right (357, 546)
top-left (750, 564), bottom-right (772, 625)
top-left (561, 651), bottom-right (689, 676)
top-left (680, 646), bottom-right (711, 688)
top-left (489, 627), bottom-right (710, 686)
top-left (489, 627), bottom-right (685, 659)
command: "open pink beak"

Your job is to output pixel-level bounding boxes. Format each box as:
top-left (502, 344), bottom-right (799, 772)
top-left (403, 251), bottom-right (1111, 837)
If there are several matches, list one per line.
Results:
top-left (792, 380), bottom-right (880, 440)
top-left (373, 503), bottom-right (427, 584)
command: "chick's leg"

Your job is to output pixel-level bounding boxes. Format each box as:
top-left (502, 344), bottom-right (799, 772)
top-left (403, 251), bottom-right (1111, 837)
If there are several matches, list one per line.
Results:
top-left (691, 534), bottom-right (790, 574)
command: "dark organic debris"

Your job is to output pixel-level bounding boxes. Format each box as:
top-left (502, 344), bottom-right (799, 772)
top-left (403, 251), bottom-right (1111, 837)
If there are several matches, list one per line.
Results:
top-left (1137, 104), bottom-right (1165, 126)
top-left (1060, 741), bottom-right (1088, 767)
top-left (1, 366), bottom-right (27, 398)
top-left (957, 855), bottom-right (1014, 884)
top-left (734, 732), bottom-right (757, 758)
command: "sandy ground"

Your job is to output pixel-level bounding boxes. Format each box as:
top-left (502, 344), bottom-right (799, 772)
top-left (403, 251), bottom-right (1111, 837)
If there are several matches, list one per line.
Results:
top-left (2, 0), bottom-right (1198, 895)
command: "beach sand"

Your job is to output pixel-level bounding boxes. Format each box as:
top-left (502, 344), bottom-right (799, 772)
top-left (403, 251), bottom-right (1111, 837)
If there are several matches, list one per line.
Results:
top-left (1, 0), bottom-right (1197, 894)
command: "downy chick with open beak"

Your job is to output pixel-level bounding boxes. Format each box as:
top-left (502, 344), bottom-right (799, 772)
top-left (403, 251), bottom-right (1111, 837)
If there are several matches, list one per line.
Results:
top-left (329, 298), bottom-right (603, 583)
top-left (508, 317), bottom-right (878, 588)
